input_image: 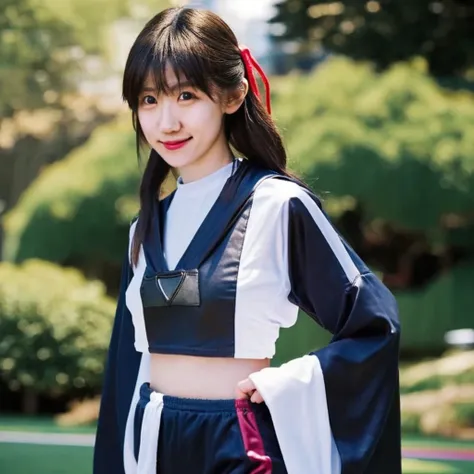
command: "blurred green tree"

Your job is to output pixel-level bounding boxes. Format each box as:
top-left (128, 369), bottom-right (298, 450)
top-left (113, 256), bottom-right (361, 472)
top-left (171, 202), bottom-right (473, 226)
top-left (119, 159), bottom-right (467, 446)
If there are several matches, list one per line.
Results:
top-left (271, 57), bottom-right (474, 359)
top-left (0, 0), bottom-right (171, 254)
top-left (0, 0), bottom-right (171, 119)
top-left (2, 117), bottom-right (141, 289)
top-left (269, 0), bottom-right (474, 77)
top-left (0, 0), bottom-right (74, 118)
top-left (272, 58), bottom-right (474, 235)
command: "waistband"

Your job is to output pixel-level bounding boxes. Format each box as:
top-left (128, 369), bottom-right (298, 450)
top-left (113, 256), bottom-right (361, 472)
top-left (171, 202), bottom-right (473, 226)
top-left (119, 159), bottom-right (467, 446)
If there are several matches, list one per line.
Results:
top-left (139, 382), bottom-right (262, 412)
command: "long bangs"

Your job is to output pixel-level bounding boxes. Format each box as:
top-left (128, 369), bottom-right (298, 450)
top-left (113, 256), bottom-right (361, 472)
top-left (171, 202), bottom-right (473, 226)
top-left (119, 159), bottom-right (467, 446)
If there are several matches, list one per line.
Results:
top-left (122, 23), bottom-right (218, 111)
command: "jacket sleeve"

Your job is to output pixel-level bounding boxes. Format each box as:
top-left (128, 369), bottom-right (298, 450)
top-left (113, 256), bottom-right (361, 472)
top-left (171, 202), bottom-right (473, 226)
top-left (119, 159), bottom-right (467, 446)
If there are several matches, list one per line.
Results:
top-left (93, 252), bottom-right (142, 474)
top-left (249, 189), bottom-right (401, 474)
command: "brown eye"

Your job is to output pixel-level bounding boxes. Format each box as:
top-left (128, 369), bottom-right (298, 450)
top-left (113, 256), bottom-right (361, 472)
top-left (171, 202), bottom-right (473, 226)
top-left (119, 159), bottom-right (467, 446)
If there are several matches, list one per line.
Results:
top-left (178, 91), bottom-right (195, 101)
top-left (142, 95), bottom-right (157, 105)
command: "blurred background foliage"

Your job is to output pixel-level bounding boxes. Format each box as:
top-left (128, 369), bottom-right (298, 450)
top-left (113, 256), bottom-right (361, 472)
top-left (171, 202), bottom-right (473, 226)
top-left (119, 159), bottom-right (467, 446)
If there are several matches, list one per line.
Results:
top-left (276, 58), bottom-right (474, 232)
top-left (5, 58), bottom-right (474, 312)
top-left (0, 0), bottom-right (473, 441)
top-left (0, 260), bottom-right (115, 414)
top-left (0, 0), bottom-right (170, 220)
top-left (0, 0), bottom-right (172, 417)
top-left (0, 0), bottom-right (170, 118)
top-left (0, 0), bottom-right (126, 118)
top-left (270, 0), bottom-right (474, 78)
top-left (3, 117), bottom-right (140, 288)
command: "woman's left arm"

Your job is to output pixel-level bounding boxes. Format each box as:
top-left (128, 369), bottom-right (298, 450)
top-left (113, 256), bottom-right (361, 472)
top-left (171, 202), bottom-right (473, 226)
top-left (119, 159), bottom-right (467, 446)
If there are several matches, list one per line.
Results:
top-left (243, 187), bottom-right (401, 474)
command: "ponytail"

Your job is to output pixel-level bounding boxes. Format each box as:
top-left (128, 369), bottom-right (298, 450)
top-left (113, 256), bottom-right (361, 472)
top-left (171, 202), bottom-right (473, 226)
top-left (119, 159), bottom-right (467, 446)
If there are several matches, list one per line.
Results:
top-left (226, 91), bottom-right (288, 174)
top-left (131, 115), bottom-right (171, 267)
top-left (226, 45), bottom-right (290, 175)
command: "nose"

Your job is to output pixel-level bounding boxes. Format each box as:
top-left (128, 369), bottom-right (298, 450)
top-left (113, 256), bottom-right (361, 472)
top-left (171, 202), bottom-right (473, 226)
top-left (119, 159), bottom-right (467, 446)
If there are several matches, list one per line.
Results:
top-left (157, 101), bottom-right (181, 135)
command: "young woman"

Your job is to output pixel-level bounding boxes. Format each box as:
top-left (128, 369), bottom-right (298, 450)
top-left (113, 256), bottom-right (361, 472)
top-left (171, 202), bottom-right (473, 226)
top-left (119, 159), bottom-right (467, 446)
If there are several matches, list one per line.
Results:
top-left (94, 7), bottom-right (401, 474)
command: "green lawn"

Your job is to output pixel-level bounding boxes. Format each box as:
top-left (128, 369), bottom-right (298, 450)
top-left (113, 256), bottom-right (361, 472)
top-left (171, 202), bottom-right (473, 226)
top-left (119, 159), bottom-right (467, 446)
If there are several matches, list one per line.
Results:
top-left (0, 417), bottom-right (473, 474)
top-left (0, 444), bottom-right (472, 474)
top-left (0, 443), bottom-right (93, 474)
top-left (403, 435), bottom-right (474, 450)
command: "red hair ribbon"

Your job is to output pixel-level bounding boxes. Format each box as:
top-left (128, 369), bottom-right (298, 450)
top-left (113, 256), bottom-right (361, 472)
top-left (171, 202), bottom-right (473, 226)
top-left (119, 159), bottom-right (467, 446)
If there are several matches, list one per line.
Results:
top-left (239, 45), bottom-right (272, 115)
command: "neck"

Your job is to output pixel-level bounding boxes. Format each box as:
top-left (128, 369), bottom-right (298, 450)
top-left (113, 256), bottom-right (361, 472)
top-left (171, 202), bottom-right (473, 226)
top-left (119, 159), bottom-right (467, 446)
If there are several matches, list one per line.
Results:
top-left (179, 155), bottom-right (233, 184)
top-left (177, 131), bottom-right (234, 183)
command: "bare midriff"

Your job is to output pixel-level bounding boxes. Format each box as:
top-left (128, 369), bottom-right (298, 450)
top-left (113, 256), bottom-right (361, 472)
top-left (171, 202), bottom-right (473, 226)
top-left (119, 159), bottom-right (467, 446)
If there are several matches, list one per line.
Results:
top-left (150, 353), bottom-right (270, 399)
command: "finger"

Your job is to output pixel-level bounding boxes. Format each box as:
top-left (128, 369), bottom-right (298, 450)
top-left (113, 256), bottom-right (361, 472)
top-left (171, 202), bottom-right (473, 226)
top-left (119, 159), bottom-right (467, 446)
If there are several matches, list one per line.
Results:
top-left (250, 390), bottom-right (264, 404)
top-left (235, 386), bottom-right (250, 399)
top-left (237, 378), bottom-right (256, 394)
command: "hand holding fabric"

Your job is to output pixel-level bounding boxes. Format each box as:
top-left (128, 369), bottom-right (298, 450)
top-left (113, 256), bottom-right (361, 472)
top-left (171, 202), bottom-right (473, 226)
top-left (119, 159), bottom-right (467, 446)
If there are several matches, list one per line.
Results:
top-left (235, 378), bottom-right (264, 403)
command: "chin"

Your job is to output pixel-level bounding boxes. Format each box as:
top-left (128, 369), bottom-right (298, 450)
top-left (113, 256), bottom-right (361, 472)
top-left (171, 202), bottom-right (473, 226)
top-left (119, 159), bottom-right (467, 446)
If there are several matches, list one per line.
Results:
top-left (159, 153), bottom-right (197, 170)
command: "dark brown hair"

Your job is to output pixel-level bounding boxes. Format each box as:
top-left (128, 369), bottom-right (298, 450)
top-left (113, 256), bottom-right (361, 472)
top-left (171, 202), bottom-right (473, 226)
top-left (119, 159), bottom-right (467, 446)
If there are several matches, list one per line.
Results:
top-left (122, 7), bottom-right (290, 266)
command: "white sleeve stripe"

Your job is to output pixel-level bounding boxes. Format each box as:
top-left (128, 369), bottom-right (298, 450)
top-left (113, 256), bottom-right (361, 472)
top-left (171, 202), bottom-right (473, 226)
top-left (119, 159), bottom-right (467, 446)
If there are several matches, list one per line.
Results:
top-left (296, 192), bottom-right (360, 284)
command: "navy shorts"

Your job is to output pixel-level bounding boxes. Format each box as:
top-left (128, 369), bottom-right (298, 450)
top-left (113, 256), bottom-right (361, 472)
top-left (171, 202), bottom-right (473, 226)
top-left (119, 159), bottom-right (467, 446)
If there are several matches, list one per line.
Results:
top-left (134, 383), bottom-right (287, 473)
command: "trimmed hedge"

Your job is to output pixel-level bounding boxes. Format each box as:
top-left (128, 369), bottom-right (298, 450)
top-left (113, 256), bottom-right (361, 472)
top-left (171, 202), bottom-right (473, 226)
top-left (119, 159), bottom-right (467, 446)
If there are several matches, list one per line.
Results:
top-left (0, 260), bottom-right (115, 397)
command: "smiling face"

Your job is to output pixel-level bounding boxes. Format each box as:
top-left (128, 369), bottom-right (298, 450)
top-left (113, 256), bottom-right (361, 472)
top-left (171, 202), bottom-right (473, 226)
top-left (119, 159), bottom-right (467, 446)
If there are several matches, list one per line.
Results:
top-left (137, 67), bottom-right (247, 182)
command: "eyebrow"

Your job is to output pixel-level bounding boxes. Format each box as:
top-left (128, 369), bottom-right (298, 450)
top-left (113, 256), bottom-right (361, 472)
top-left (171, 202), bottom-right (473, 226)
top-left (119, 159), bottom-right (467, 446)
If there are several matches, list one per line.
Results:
top-left (141, 80), bottom-right (194, 94)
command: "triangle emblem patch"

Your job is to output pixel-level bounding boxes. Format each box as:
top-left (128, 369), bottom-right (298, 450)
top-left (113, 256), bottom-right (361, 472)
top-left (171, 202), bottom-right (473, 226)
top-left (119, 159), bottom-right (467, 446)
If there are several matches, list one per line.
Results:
top-left (157, 274), bottom-right (185, 303)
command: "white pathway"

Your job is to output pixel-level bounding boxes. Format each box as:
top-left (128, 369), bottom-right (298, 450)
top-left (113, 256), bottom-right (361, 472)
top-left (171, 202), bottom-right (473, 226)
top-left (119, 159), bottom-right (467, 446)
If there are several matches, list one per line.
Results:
top-left (0, 431), bottom-right (95, 447)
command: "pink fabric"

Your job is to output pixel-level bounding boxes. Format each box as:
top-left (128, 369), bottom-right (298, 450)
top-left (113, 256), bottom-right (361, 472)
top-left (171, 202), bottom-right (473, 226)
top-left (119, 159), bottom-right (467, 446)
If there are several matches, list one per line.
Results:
top-left (235, 399), bottom-right (272, 473)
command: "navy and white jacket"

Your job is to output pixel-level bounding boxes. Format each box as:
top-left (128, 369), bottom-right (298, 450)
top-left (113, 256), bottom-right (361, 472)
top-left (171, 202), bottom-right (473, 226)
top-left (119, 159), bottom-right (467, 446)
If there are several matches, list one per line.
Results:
top-left (94, 159), bottom-right (401, 474)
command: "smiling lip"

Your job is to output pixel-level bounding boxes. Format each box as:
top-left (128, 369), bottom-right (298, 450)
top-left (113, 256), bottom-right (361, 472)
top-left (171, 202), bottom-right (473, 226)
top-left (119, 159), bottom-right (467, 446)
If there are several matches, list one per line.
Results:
top-left (161, 138), bottom-right (192, 150)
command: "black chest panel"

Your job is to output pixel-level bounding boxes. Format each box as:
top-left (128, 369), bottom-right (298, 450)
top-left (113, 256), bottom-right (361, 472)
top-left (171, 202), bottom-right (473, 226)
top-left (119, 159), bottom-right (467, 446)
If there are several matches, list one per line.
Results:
top-left (139, 162), bottom-right (279, 357)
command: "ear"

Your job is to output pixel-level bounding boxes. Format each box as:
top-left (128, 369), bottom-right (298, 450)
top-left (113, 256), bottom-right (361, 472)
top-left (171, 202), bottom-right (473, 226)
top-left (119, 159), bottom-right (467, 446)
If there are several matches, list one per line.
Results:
top-left (223, 79), bottom-right (249, 115)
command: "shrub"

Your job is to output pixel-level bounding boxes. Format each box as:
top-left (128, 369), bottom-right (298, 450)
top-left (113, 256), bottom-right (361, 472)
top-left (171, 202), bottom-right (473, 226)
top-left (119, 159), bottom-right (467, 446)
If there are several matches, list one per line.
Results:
top-left (0, 260), bottom-right (115, 399)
